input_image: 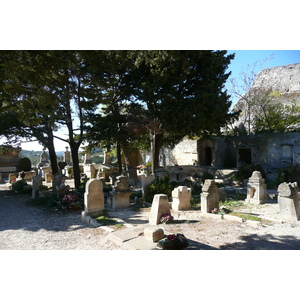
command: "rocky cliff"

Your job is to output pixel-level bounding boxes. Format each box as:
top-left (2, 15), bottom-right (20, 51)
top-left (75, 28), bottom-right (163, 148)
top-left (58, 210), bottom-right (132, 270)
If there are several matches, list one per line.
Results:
top-left (233, 63), bottom-right (300, 111)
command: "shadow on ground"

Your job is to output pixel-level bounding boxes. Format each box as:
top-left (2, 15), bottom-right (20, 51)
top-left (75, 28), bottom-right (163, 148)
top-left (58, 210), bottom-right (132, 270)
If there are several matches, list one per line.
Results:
top-left (220, 234), bottom-right (300, 250)
top-left (0, 190), bottom-right (86, 232)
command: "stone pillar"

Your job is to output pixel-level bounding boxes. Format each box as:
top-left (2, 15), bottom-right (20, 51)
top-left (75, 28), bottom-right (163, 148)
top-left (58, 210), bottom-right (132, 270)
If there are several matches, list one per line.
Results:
top-left (245, 171), bottom-right (267, 204)
top-left (64, 146), bottom-right (71, 165)
top-left (149, 194), bottom-right (171, 225)
top-left (172, 186), bottom-right (192, 211)
top-left (84, 178), bottom-right (104, 217)
top-left (278, 182), bottom-right (300, 222)
top-left (201, 179), bottom-right (219, 213)
top-left (32, 176), bottom-right (43, 199)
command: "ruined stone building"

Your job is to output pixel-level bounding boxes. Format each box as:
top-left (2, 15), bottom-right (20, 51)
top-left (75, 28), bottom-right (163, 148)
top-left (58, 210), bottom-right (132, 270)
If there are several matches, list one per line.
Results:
top-left (163, 63), bottom-right (300, 172)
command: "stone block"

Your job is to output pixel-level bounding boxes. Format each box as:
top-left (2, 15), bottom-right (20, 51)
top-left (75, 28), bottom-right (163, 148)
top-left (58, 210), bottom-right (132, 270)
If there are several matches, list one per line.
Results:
top-left (144, 227), bottom-right (164, 242)
top-left (149, 194), bottom-right (171, 225)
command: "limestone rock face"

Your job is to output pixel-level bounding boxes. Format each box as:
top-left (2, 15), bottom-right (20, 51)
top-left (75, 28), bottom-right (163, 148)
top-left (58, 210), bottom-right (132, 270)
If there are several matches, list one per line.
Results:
top-left (233, 63), bottom-right (300, 129)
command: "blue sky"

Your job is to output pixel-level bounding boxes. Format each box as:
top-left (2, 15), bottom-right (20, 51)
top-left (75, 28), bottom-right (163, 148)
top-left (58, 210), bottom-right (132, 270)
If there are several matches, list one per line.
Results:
top-left (226, 50), bottom-right (300, 105)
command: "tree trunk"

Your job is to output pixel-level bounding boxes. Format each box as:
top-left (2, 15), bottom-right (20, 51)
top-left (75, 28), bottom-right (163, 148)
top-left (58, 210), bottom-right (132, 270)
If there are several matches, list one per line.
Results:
top-left (45, 129), bottom-right (58, 175)
top-left (116, 142), bottom-right (122, 175)
top-left (69, 141), bottom-right (81, 190)
top-left (150, 132), bottom-right (163, 174)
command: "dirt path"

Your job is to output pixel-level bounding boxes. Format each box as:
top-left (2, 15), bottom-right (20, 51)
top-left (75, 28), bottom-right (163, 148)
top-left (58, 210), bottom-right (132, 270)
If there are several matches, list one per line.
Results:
top-left (0, 190), bottom-right (121, 250)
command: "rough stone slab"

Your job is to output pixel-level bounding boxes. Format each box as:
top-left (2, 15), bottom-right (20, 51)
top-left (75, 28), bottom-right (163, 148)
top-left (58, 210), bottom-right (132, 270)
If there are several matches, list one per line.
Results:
top-left (122, 236), bottom-right (160, 250)
top-left (108, 224), bottom-right (148, 245)
top-left (201, 213), bottom-right (222, 220)
top-left (223, 214), bottom-right (243, 222)
top-left (245, 220), bottom-right (262, 227)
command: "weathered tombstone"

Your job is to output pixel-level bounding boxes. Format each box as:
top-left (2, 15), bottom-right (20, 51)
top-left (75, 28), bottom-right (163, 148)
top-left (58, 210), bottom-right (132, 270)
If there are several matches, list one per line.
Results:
top-left (141, 174), bottom-right (155, 198)
top-left (245, 171), bottom-right (267, 204)
top-left (9, 173), bottom-right (16, 183)
top-left (32, 176), bottom-right (43, 199)
top-left (111, 175), bottom-right (133, 209)
top-left (83, 164), bottom-right (96, 178)
top-left (84, 152), bottom-right (92, 164)
top-left (52, 173), bottom-right (68, 195)
top-left (84, 178), bottom-right (104, 217)
top-left (278, 182), bottom-right (300, 222)
top-left (171, 186), bottom-right (192, 211)
top-left (201, 179), bottom-right (219, 213)
top-left (149, 194), bottom-right (171, 225)
top-left (45, 172), bottom-right (53, 183)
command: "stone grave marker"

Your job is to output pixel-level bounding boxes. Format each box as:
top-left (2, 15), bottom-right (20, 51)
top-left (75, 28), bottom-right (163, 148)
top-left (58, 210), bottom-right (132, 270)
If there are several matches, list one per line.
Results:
top-left (149, 194), bottom-right (171, 225)
top-left (84, 178), bottom-right (104, 217)
top-left (9, 173), bottom-right (16, 183)
top-left (278, 182), bottom-right (300, 222)
top-left (171, 186), bottom-right (192, 211)
top-left (32, 176), bottom-right (43, 199)
top-left (45, 172), bottom-right (53, 183)
top-left (201, 179), bottom-right (219, 213)
top-left (245, 171), bottom-right (267, 204)
top-left (111, 175), bottom-right (133, 209)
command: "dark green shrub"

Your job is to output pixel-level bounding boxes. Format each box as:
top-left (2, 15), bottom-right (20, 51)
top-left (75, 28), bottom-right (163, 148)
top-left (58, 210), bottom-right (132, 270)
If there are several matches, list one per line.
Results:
top-left (274, 164), bottom-right (300, 186)
top-left (233, 164), bottom-right (266, 182)
top-left (18, 157), bottom-right (32, 171)
top-left (144, 176), bottom-right (179, 203)
top-left (201, 172), bottom-right (214, 183)
top-left (12, 179), bottom-right (28, 192)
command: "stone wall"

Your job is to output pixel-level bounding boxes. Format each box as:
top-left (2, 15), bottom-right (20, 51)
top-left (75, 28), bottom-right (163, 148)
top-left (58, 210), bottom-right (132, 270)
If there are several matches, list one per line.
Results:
top-left (0, 147), bottom-right (21, 177)
top-left (198, 132), bottom-right (300, 170)
top-left (163, 139), bottom-right (198, 166)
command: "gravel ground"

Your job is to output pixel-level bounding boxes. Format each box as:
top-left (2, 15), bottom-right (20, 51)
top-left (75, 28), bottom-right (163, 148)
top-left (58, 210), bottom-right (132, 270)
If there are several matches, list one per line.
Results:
top-left (2, 184), bottom-right (300, 250)
top-left (0, 189), bottom-right (121, 250)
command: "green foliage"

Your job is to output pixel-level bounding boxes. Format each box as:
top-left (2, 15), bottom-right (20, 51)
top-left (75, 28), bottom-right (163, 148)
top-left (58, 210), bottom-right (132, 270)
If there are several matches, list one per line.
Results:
top-left (18, 157), bottom-right (32, 171)
top-left (201, 172), bottom-right (214, 183)
top-left (273, 164), bottom-right (300, 186)
top-left (144, 176), bottom-right (179, 203)
top-left (11, 179), bottom-right (28, 192)
top-left (233, 163), bottom-right (266, 182)
top-left (95, 216), bottom-right (118, 225)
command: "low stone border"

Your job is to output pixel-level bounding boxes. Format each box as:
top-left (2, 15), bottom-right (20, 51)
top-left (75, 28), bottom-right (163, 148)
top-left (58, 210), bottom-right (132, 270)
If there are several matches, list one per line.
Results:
top-left (202, 212), bottom-right (262, 227)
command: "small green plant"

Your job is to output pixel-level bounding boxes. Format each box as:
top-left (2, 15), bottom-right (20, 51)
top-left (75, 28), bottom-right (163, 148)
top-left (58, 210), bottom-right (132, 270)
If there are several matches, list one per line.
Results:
top-left (95, 216), bottom-right (118, 226)
top-left (115, 223), bottom-right (124, 229)
top-left (229, 212), bottom-right (262, 222)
